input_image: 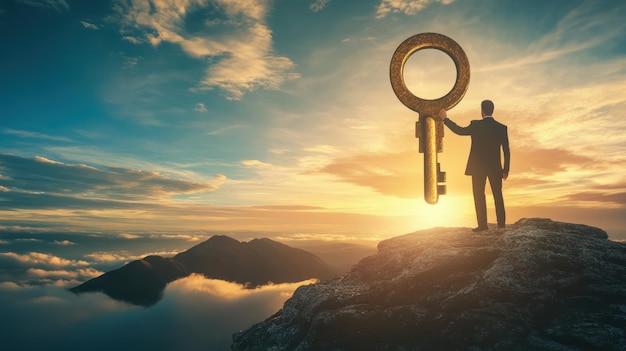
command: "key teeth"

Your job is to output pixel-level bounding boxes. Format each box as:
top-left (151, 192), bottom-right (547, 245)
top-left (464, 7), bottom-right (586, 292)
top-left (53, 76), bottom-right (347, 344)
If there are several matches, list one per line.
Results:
top-left (415, 121), bottom-right (421, 139)
top-left (437, 163), bottom-right (446, 183)
top-left (438, 184), bottom-right (446, 195)
top-left (437, 162), bottom-right (446, 196)
top-left (437, 171), bottom-right (446, 183)
top-left (416, 121), bottom-right (425, 153)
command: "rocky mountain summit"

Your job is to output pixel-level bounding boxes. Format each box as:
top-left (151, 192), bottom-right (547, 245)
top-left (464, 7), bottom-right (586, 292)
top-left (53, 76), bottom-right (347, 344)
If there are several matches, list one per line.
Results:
top-left (71, 235), bottom-right (337, 306)
top-left (231, 218), bottom-right (626, 351)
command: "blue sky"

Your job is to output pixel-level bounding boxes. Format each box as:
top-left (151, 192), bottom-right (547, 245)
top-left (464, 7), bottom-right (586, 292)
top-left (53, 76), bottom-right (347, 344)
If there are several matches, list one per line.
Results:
top-left (1, 0), bottom-right (625, 238)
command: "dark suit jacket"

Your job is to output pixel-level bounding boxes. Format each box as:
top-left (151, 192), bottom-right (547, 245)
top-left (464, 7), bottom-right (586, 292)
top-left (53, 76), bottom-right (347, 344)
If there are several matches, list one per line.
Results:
top-left (444, 117), bottom-right (510, 176)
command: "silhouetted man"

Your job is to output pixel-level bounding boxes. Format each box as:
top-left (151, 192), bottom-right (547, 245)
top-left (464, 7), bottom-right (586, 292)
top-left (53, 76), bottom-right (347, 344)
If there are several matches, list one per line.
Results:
top-left (438, 100), bottom-right (510, 232)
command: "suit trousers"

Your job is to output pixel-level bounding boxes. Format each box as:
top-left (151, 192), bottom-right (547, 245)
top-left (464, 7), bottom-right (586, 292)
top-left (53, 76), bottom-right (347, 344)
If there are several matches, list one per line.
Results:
top-left (471, 173), bottom-right (505, 228)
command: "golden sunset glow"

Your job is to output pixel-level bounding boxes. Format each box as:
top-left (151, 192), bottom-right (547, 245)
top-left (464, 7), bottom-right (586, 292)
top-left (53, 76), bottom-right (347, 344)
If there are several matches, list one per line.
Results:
top-left (1, 1), bottom-right (625, 240)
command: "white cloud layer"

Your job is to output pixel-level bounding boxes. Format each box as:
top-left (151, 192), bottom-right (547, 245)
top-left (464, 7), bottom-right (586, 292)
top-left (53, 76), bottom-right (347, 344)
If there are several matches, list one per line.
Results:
top-left (0, 274), bottom-right (312, 350)
top-left (84, 250), bottom-right (182, 263)
top-left (0, 252), bottom-right (89, 267)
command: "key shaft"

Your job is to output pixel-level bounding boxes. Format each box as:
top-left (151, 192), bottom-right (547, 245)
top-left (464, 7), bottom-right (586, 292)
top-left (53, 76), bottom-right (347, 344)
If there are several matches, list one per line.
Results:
top-left (418, 114), bottom-right (446, 204)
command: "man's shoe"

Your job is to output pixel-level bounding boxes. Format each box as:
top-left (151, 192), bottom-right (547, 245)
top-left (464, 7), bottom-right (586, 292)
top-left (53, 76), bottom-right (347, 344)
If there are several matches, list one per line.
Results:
top-left (472, 226), bottom-right (488, 232)
top-left (498, 224), bottom-right (506, 229)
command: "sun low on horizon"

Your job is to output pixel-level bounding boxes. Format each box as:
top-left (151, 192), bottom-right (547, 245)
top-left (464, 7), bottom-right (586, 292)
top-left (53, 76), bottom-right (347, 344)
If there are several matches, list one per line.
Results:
top-left (1, 0), bottom-right (625, 241)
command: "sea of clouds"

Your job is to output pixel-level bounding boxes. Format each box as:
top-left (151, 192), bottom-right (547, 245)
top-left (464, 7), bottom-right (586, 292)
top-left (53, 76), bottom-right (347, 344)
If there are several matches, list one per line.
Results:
top-left (0, 230), bottom-right (314, 350)
top-left (0, 274), bottom-right (312, 350)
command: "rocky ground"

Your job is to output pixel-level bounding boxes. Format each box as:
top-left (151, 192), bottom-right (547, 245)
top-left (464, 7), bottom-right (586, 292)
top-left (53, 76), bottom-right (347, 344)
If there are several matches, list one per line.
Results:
top-left (231, 218), bottom-right (626, 351)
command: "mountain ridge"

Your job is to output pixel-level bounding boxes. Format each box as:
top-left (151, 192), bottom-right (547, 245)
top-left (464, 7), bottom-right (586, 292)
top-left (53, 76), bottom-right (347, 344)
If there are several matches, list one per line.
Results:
top-left (70, 235), bottom-right (337, 306)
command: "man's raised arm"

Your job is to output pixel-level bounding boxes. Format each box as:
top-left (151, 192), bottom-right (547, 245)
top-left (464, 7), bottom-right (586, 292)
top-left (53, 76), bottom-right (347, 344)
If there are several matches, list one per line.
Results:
top-left (438, 109), bottom-right (472, 136)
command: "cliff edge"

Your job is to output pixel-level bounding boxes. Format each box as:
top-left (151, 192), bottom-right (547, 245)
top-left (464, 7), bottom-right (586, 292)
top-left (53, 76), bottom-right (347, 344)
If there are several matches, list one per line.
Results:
top-left (232, 218), bottom-right (626, 351)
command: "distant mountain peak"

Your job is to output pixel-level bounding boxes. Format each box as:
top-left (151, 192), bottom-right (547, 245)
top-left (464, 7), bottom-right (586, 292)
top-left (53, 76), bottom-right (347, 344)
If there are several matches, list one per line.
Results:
top-left (208, 234), bottom-right (240, 243)
top-left (232, 218), bottom-right (626, 350)
top-left (183, 235), bottom-right (240, 252)
top-left (71, 235), bottom-right (337, 306)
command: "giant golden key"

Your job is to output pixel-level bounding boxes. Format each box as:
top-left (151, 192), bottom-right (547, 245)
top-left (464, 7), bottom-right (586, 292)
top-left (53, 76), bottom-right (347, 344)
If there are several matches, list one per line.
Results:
top-left (390, 33), bottom-right (470, 204)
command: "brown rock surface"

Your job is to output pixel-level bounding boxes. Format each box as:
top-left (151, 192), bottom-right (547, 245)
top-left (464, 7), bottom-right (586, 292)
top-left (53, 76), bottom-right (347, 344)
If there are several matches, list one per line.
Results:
top-left (232, 218), bottom-right (626, 351)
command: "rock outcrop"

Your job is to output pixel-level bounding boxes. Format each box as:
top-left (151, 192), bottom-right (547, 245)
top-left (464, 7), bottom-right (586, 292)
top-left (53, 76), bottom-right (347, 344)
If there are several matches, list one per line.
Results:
top-left (231, 218), bottom-right (626, 351)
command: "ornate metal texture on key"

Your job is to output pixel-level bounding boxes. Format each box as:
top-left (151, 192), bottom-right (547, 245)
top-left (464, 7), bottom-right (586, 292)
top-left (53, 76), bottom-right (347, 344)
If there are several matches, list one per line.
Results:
top-left (390, 32), bottom-right (470, 204)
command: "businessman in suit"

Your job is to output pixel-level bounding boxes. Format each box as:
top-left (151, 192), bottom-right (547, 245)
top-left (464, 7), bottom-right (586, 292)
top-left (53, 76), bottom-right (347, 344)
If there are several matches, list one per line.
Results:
top-left (438, 100), bottom-right (510, 232)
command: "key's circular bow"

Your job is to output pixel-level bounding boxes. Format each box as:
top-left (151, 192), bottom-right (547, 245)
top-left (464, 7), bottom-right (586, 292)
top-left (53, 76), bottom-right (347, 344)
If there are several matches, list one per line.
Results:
top-left (390, 33), bottom-right (470, 115)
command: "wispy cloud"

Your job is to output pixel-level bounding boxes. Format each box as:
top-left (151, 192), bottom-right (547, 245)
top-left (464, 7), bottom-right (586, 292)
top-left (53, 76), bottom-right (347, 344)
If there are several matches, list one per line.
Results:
top-left (114, 0), bottom-right (299, 100)
top-left (46, 145), bottom-right (207, 180)
top-left (316, 150), bottom-right (421, 199)
top-left (303, 145), bottom-right (340, 154)
top-left (240, 159), bottom-right (273, 169)
top-left (376, 0), bottom-right (455, 18)
top-left (4, 128), bottom-right (72, 142)
top-left (566, 191), bottom-right (626, 206)
top-left (15, 238), bottom-right (43, 243)
top-left (510, 146), bottom-right (596, 175)
top-left (477, 2), bottom-right (626, 74)
top-left (206, 124), bottom-right (246, 135)
top-left (17, 0), bottom-right (69, 12)
top-left (53, 240), bottom-right (75, 246)
top-left (117, 233), bottom-right (140, 239)
top-left (475, 42), bottom-right (599, 73)
top-left (80, 21), bottom-right (99, 30)
top-left (149, 233), bottom-right (204, 241)
top-left (0, 153), bottom-right (223, 202)
top-left (195, 102), bottom-right (208, 112)
top-left (531, 0), bottom-right (626, 52)
top-left (310, 0), bottom-right (331, 12)
top-left (269, 148), bottom-right (289, 155)
top-left (73, 129), bottom-right (105, 139)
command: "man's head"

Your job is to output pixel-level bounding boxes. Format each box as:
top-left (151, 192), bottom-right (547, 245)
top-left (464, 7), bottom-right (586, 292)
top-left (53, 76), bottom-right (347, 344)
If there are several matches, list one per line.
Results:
top-left (481, 100), bottom-right (494, 117)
